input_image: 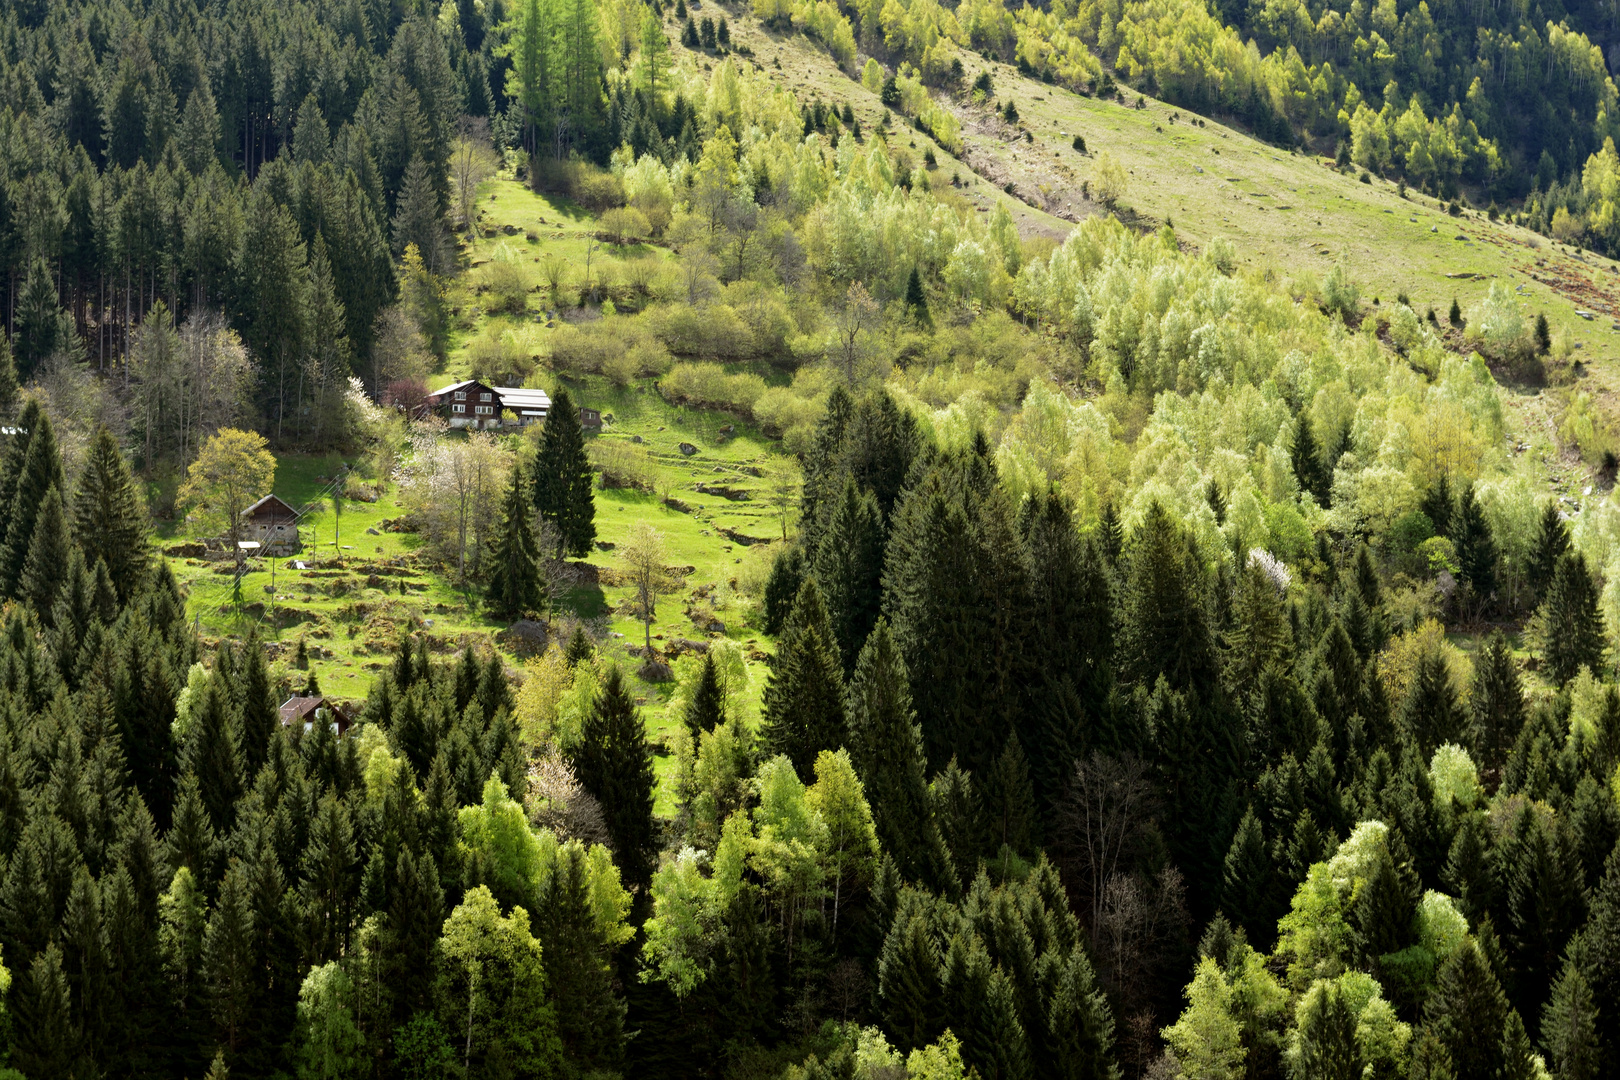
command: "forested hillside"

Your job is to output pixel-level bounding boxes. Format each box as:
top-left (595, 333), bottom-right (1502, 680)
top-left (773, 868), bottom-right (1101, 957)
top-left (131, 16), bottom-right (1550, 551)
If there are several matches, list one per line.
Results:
top-left (1, 0), bottom-right (1620, 1078)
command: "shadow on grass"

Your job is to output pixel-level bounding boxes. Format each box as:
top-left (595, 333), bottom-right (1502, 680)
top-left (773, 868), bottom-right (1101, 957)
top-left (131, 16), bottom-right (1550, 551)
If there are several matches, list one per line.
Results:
top-left (562, 583), bottom-right (609, 619)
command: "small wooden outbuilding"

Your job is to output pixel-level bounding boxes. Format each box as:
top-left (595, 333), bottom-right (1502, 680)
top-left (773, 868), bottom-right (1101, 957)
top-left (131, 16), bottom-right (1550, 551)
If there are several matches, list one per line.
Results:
top-left (240, 494), bottom-right (300, 554)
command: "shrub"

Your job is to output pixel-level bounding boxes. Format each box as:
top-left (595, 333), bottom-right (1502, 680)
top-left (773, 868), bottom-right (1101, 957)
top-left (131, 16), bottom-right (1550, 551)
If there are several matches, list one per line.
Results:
top-left (481, 251), bottom-right (530, 315)
top-left (600, 206), bottom-right (651, 244)
top-left (590, 440), bottom-right (657, 490)
top-left (658, 362), bottom-right (767, 413)
top-left (647, 303), bottom-right (756, 359)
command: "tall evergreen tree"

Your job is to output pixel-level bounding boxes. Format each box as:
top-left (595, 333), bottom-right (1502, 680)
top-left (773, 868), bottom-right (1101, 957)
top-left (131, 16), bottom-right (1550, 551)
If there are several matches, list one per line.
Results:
top-left (1470, 632), bottom-right (1525, 775)
top-left (1449, 483), bottom-right (1498, 604)
top-left (0, 332), bottom-right (16, 419)
top-left (683, 651), bottom-right (725, 740)
top-left (538, 841), bottom-right (626, 1071)
top-left (202, 861), bottom-right (257, 1055)
top-left (1539, 551), bottom-right (1606, 684)
top-left (391, 154), bottom-right (449, 273)
top-left (72, 426), bottom-right (150, 604)
top-left (1541, 956), bottom-right (1600, 1080)
top-left (1426, 939), bottom-right (1509, 1080)
top-left (573, 666), bottom-right (657, 892)
top-left (845, 621), bottom-right (954, 892)
top-left (533, 387), bottom-right (596, 560)
top-left (1292, 414), bottom-right (1327, 504)
top-left (760, 577), bottom-right (846, 780)
top-left (1398, 644), bottom-right (1462, 755)
top-left (813, 478), bottom-right (885, 672)
top-left (0, 406), bottom-right (63, 597)
top-left (1118, 502), bottom-right (1217, 697)
top-left (19, 485), bottom-right (71, 619)
top-left (1528, 501), bottom-right (1570, 601)
top-left (486, 461), bottom-right (547, 620)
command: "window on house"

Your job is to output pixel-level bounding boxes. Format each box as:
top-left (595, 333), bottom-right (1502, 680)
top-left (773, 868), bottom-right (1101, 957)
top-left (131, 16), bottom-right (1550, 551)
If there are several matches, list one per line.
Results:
top-left (453, 391), bottom-right (466, 400)
top-left (480, 393), bottom-right (492, 402)
top-left (453, 404), bottom-right (465, 413)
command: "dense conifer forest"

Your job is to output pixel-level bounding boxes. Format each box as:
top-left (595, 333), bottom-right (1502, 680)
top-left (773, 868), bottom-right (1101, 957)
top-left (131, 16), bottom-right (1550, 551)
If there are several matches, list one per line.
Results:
top-left (2, 0), bottom-right (1620, 1078)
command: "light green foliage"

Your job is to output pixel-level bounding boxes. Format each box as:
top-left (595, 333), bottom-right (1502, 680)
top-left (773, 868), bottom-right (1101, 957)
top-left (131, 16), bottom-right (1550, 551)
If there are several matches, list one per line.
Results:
top-left (1466, 280), bottom-right (1531, 359)
top-left (1427, 744), bottom-right (1480, 810)
top-left (1286, 974), bottom-right (1410, 1079)
top-left (294, 962), bottom-right (366, 1080)
top-left (354, 725), bottom-right (403, 803)
top-left (906, 1030), bottom-right (970, 1080)
top-left (639, 836), bottom-right (743, 996)
top-left (1567, 667), bottom-right (1616, 747)
top-left (854, 1026), bottom-right (905, 1075)
top-left (806, 749), bottom-right (880, 933)
top-left (1162, 957), bottom-right (1247, 1080)
top-left (1276, 863), bottom-right (1354, 987)
top-left (171, 662), bottom-right (210, 742)
top-left (1415, 891), bottom-right (1468, 959)
top-left (434, 886), bottom-right (561, 1078)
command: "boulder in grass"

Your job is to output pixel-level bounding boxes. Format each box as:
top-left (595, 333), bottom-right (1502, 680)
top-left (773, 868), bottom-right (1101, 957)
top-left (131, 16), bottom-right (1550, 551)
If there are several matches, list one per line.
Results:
top-left (502, 620), bottom-right (550, 656)
top-left (678, 442), bottom-right (698, 456)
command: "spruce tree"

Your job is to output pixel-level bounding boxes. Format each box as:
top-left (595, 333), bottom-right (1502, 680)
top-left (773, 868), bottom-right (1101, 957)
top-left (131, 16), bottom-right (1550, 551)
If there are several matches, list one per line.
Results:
top-left (538, 842), bottom-right (626, 1070)
top-left (1541, 956), bottom-right (1599, 1080)
top-left (1449, 483), bottom-right (1498, 604)
top-left (904, 266), bottom-right (929, 323)
top-left (573, 666), bottom-right (657, 892)
top-left (1528, 501), bottom-right (1569, 600)
top-left (845, 621), bottom-right (954, 892)
top-left (683, 651), bottom-right (725, 739)
top-left (13, 944), bottom-right (81, 1078)
top-left (202, 861), bottom-right (257, 1054)
top-left (762, 544), bottom-right (805, 636)
top-left (878, 888), bottom-right (945, 1052)
top-left (237, 629), bottom-right (278, 778)
top-left (1422, 474), bottom-right (1454, 538)
top-left (1292, 414), bottom-right (1326, 504)
top-left (533, 387), bottom-right (596, 560)
top-left (1539, 551), bottom-right (1605, 684)
top-left (983, 734), bottom-right (1036, 857)
top-left (0, 399), bottom-right (40, 563)
top-left (486, 461), bottom-right (547, 620)
top-left (0, 406), bottom-right (62, 597)
top-left (1470, 632), bottom-right (1525, 776)
top-left (20, 485), bottom-right (71, 620)
top-left (1351, 842), bottom-right (1418, 961)
top-left (1119, 502), bottom-right (1217, 696)
top-left (1221, 808), bottom-right (1281, 949)
top-left (184, 674), bottom-right (244, 837)
top-left (760, 577), bottom-right (846, 779)
top-left (1398, 644), bottom-right (1462, 755)
top-left (0, 332), bottom-right (16, 419)
top-left (1426, 939), bottom-right (1509, 1080)
top-left (1293, 981), bottom-right (1360, 1080)
top-left (391, 154), bottom-right (449, 273)
top-left (812, 477), bottom-right (884, 672)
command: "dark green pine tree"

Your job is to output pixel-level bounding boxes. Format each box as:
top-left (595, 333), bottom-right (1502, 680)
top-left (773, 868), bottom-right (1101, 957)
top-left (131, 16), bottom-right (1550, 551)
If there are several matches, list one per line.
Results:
top-left (12, 944), bottom-right (81, 1078)
top-left (201, 860), bottom-right (257, 1055)
top-left (1422, 474), bottom-right (1454, 538)
top-left (878, 888), bottom-right (945, 1052)
top-left (538, 842), bottom-right (626, 1071)
top-left (904, 266), bottom-right (930, 323)
top-left (0, 406), bottom-right (63, 598)
top-left (236, 629), bottom-right (278, 778)
top-left (533, 386), bottom-right (596, 560)
top-left (762, 544), bottom-right (805, 636)
top-left (1503, 806), bottom-right (1585, 1019)
top-left (391, 154), bottom-right (450, 272)
top-left (1222, 808), bottom-right (1282, 950)
top-left (184, 674), bottom-right (244, 837)
top-left (20, 485), bottom-right (71, 621)
top-left (1528, 501), bottom-right (1570, 601)
top-left (565, 626), bottom-right (595, 666)
top-left (1449, 483), bottom-right (1498, 604)
top-left (1541, 956), bottom-right (1599, 1080)
top-left (1539, 551), bottom-right (1606, 685)
top-left (933, 758), bottom-right (986, 882)
top-left (1292, 414), bottom-right (1327, 505)
top-left (1293, 981), bottom-right (1360, 1080)
top-left (573, 666), bottom-right (657, 892)
top-left (1426, 939), bottom-right (1509, 1080)
top-left (72, 425), bottom-right (151, 603)
top-left (1351, 842), bottom-right (1418, 962)
top-left (385, 849), bottom-right (444, 1025)
top-left (0, 399), bottom-right (40, 565)
top-left (1581, 843), bottom-right (1620, 1071)
top-left (845, 621), bottom-right (954, 893)
top-left (0, 332), bottom-right (17, 419)
top-left (1441, 812), bottom-right (1499, 924)
top-left (1498, 1010), bottom-right (1537, 1080)
top-left (813, 477), bottom-right (885, 673)
top-left (683, 651), bottom-right (725, 740)
top-left (1470, 632), bottom-right (1525, 776)
top-left (1118, 502), bottom-right (1217, 696)
top-left (1040, 943), bottom-right (1118, 1080)
top-left (1398, 644), bottom-right (1462, 755)
top-left (983, 734), bottom-right (1036, 857)
top-left (759, 577), bottom-right (846, 779)
top-left (163, 777), bottom-right (217, 882)
top-left (14, 256), bottom-right (70, 381)
top-left (486, 461), bottom-right (547, 620)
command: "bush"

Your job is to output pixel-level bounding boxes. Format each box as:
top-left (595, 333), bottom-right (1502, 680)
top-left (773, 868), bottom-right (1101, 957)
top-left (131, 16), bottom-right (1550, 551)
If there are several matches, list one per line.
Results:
top-left (599, 206), bottom-right (651, 244)
top-left (648, 303), bottom-right (756, 359)
top-left (550, 318), bottom-right (668, 378)
top-left (658, 362), bottom-right (767, 413)
top-left (481, 251), bottom-right (531, 315)
top-left (590, 440), bottom-right (657, 490)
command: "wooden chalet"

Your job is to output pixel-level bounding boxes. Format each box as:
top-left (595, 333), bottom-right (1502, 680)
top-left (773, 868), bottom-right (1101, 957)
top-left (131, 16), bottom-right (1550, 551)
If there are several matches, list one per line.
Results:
top-left (240, 494), bottom-right (300, 554)
top-left (278, 694), bottom-right (355, 736)
top-left (425, 380), bottom-right (553, 430)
